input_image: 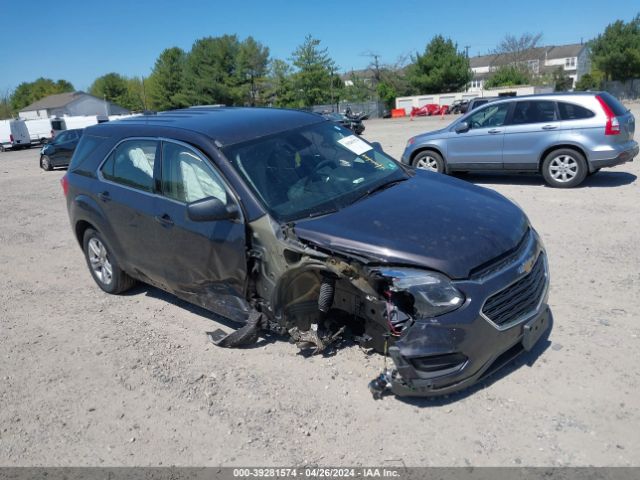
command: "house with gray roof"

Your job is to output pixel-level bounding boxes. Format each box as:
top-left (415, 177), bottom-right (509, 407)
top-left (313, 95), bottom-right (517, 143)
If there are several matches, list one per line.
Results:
top-left (18, 91), bottom-right (129, 120)
top-left (469, 43), bottom-right (591, 92)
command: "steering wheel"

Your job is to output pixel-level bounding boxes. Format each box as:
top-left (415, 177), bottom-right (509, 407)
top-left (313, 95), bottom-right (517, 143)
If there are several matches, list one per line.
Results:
top-left (308, 159), bottom-right (337, 182)
top-left (471, 120), bottom-right (482, 129)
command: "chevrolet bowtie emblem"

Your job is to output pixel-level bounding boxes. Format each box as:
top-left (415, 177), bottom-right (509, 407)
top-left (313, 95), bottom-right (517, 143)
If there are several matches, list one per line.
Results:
top-left (519, 254), bottom-right (536, 275)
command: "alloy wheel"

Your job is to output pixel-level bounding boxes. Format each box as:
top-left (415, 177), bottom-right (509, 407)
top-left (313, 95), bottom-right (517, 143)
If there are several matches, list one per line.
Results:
top-left (415, 155), bottom-right (440, 171)
top-left (548, 155), bottom-right (578, 183)
top-left (88, 238), bottom-right (113, 285)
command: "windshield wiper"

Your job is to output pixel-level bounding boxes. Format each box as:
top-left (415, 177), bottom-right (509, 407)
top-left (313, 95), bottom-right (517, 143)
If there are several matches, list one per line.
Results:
top-left (354, 177), bottom-right (407, 204)
top-left (305, 206), bottom-right (341, 219)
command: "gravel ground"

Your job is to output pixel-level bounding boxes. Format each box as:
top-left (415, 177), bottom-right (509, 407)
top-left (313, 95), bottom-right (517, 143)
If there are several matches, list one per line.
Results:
top-left (1, 107), bottom-right (639, 467)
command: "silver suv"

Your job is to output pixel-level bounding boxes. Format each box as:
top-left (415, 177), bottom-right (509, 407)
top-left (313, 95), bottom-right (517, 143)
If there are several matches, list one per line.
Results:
top-left (401, 92), bottom-right (638, 188)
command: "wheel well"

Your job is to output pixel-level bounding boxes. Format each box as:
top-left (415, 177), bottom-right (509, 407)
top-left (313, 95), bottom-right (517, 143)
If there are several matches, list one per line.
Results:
top-left (539, 145), bottom-right (587, 172)
top-left (74, 220), bottom-right (94, 247)
top-left (410, 146), bottom-right (445, 165)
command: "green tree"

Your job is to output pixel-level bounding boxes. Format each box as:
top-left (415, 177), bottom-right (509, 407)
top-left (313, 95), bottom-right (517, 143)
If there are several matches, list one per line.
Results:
top-left (1, 89), bottom-right (13, 119)
top-left (236, 37), bottom-right (270, 106)
top-left (406, 35), bottom-right (472, 94)
top-left (290, 35), bottom-right (337, 107)
top-left (574, 72), bottom-right (601, 91)
top-left (265, 59), bottom-right (296, 107)
top-left (590, 14), bottom-right (640, 81)
top-left (10, 77), bottom-right (74, 111)
top-left (553, 67), bottom-right (573, 91)
top-left (147, 47), bottom-right (188, 111)
top-left (182, 35), bottom-right (241, 106)
top-left (485, 65), bottom-right (530, 88)
top-left (90, 73), bottom-right (145, 111)
top-left (341, 72), bottom-right (373, 102)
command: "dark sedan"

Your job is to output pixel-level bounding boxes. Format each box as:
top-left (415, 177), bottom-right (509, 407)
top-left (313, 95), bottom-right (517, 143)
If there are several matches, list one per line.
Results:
top-left (62, 107), bottom-right (550, 398)
top-left (40, 128), bottom-right (83, 171)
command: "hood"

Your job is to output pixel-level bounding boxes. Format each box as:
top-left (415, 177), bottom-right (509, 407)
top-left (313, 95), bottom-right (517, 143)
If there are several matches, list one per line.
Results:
top-left (293, 171), bottom-right (529, 279)
top-left (415, 127), bottom-right (450, 139)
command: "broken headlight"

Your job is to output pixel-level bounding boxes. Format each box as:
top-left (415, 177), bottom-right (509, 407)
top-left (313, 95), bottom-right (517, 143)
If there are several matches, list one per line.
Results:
top-left (379, 268), bottom-right (464, 318)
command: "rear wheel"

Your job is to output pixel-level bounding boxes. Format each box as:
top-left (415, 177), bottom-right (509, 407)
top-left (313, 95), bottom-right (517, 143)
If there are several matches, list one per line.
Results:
top-left (412, 150), bottom-right (445, 173)
top-left (40, 155), bottom-right (53, 171)
top-left (541, 149), bottom-right (587, 188)
top-left (83, 228), bottom-right (136, 294)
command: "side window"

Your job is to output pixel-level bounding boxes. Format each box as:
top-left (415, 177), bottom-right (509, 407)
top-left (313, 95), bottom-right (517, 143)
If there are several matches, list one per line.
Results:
top-left (101, 139), bottom-right (157, 192)
top-left (467, 103), bottom-right (510, 129)
top-left (161, 141), bottom-right (228, 204)
top-left (55, 132), bottom-right (69, 143)
top-left (558, 102), bottom-right (595, 120)
top-left (511, 101), bottom-right (558, 125)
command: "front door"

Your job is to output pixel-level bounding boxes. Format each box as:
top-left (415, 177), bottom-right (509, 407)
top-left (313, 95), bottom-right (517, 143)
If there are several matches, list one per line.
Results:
top-left (153, 140), bottom-right (250, 323)
top-left (447, 102), bottom-right (512, 169)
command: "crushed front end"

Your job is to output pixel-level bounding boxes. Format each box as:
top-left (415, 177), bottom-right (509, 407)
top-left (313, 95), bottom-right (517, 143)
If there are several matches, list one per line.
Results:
top-left (366, 228), bottom-right (550, 398)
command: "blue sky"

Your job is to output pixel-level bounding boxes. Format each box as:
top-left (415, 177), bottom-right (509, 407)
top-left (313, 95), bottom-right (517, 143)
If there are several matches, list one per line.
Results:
top-left (0, 0), bottom-right (637, 93)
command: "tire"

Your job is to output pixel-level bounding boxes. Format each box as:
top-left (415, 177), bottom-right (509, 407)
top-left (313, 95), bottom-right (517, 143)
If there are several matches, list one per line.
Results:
top-left (412, 150), bottom-right (445, 173)
top-left (40, 155), bottom-right (53, 171)
top-left (82, 228), bottom-right (136, 294)
top-left (541, 149), bottom-right (588, 188)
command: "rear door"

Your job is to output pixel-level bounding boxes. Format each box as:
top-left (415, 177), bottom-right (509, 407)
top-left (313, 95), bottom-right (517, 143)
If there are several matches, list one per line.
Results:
top-left (153, 140), bottom-right (250, 322)
top-left (502, 100), bottom-right (561, 170)
top-left (98, 138), bottom-right (165, 286)
top-left (447, 101), bottom-right (511, 169)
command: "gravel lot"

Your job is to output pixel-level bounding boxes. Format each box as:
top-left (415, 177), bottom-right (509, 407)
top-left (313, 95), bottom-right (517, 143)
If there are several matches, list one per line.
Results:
top-left (1, 107), bottom-right (639, 467)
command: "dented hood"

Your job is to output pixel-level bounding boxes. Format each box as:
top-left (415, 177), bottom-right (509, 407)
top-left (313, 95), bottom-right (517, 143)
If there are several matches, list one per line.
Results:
top-left (293, 171), bottom-right (529, 279)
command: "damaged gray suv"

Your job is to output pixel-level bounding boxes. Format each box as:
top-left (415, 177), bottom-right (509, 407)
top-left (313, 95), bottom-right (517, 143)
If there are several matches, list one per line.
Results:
top-left (62, 107), bottom-right (550, 398)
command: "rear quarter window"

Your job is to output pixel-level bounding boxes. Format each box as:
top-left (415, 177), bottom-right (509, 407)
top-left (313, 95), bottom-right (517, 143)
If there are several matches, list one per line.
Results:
top-left (558, 102), bottom-right (595, 120)
top-left (598, 92), bottom-right (628, 116)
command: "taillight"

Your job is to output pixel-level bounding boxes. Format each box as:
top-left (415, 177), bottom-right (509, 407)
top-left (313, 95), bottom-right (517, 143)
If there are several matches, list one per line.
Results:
top-left (596, 95), bottom-right (621, 135)
top-left (9, 134), bottom-right (13, 142)
top-left (60, 174), bottom-right (69, 196)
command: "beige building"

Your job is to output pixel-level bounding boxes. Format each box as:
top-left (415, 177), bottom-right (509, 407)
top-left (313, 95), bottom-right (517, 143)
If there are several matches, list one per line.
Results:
top-left (469, 43), bottom-right (591, 92)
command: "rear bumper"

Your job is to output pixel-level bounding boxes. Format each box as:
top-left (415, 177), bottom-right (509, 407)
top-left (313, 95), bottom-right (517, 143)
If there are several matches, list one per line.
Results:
top-left (591, 143), bottom-right (638, 170)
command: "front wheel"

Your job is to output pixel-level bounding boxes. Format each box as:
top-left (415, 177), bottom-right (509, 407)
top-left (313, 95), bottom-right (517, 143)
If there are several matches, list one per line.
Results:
top-left (541, 149), bottom-right (587, 188)
top-left (412, 150), bottom-right (445, 173)
top-left (40, 155), bottom-right (53, 171)
top-left (83, 228), bottom-right (136, 294)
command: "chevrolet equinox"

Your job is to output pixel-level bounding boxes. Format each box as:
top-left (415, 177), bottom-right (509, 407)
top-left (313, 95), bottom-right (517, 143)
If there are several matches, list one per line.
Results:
top-left (63, 107), bottom-right (551, 397)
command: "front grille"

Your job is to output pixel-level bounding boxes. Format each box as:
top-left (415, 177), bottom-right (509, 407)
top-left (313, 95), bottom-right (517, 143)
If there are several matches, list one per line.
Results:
top-left (482, 254), bottom-right (547, 327)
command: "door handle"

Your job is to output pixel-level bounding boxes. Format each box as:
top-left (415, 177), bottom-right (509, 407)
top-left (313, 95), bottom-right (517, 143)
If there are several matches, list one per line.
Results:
top-left (154, 213), bottom-right (174, 227)
top-left (542, 125), bottom-right (557, 130)
top-left (98, 191), bottom-right (111, 202)
top-left (488, 129), bottom-right (502, 134)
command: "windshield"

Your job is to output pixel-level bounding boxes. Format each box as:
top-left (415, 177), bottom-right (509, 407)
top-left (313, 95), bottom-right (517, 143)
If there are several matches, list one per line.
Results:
top-left (223, 121), bottom-right (407, 222)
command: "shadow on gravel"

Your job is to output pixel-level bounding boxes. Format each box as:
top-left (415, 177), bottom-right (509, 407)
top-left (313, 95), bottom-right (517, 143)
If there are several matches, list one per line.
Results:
top-left (123, 283), bottom-right (281, 349)
top-left (394, 310), bottom-right (555, 407)
top-left (458, 171), bottom-right (636, 188)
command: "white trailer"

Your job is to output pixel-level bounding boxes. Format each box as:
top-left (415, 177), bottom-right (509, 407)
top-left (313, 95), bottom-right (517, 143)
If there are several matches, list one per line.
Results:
top-left (0, 120), bottom-right (31, 151)
top-left (51, 115), bottom-right (108, 135)
top-left (25, 118), bottom-right (54, 144)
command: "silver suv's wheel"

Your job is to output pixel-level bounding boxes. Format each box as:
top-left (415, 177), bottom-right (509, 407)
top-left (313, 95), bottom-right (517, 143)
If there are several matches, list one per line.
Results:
top-left (542, 149), bottom-right (587, 188)
top-left (412, 150), bottom-right (445, 173)
top-left (82, 228), bottom-right (136, 294)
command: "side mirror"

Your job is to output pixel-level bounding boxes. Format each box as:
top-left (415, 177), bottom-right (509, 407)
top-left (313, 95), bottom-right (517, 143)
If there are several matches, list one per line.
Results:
top-left (187, 196), bottom-right (239, 222)
top-left (370, 141), bottom-right (384, 153)
top-left (455, 122), bottom-right (470, 133)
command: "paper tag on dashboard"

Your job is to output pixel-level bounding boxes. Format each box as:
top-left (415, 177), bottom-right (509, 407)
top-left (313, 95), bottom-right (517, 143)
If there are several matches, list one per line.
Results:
top-left (337, 135), bottom-right (372, 155)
